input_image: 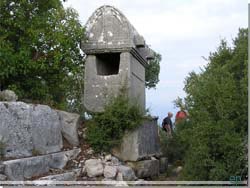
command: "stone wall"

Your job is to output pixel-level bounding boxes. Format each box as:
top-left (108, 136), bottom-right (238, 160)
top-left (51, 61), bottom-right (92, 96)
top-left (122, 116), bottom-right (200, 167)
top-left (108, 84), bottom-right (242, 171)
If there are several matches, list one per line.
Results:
top-left (0, 102), bottom-right (80, 158)
top-left (112, 117), bottom-right (161, 161)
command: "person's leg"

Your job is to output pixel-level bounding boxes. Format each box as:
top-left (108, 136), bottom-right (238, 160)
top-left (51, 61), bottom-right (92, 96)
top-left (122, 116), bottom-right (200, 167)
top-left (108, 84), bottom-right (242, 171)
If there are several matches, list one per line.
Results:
top-left (167, 125), bottom-right (172, 137)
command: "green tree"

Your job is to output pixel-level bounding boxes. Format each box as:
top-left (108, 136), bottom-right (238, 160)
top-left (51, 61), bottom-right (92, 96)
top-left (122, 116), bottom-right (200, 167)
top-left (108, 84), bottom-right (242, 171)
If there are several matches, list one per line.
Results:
top-left (145, 52), bottom-right (161, 89)
top-left (174, 29), bottom-right (247, 180)
top-left (0, 0), bottom-right (85, 110)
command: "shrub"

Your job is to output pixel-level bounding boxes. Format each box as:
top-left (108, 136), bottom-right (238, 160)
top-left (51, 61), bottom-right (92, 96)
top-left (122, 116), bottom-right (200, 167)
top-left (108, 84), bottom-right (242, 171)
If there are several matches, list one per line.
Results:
top-left (159, 120), bottom-right (191, 164)
top-left (86, 94), bottom-right (144, 152)
top-left (180, 120), bottom-right (246, 180)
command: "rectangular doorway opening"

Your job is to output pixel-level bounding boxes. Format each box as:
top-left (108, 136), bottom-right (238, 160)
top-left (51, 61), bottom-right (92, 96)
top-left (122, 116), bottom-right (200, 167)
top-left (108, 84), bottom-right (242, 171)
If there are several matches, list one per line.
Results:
top-left (96, 53), bottom-right (120, 75)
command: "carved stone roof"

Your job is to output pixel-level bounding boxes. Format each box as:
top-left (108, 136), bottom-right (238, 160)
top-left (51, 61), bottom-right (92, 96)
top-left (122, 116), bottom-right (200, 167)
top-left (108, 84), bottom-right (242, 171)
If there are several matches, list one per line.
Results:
top-left (81, 5), bottom-right (154, 65)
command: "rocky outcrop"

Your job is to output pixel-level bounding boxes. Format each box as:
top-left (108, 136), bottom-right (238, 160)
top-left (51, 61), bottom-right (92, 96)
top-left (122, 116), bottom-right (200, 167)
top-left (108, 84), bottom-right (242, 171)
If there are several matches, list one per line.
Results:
top-left (3, 148), bottom-right (80, 180)
top-left (112, 117), bottom-right (161, 161)
top-left (57, 110), bottom-right (80, 146)
top-left (0, 100), bottom-right (164, 182)
top-left (0, 102), bottom-right (63, 158)
top-left (0, 90), bottom-right (18, 102)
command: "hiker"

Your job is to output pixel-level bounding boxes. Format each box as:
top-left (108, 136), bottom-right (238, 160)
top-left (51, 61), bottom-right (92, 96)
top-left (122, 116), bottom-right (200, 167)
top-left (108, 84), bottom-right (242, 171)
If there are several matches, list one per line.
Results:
top-left (175, 106), bottom-right (188, 125)
top-left (162, 112), bottom-right (173, 137)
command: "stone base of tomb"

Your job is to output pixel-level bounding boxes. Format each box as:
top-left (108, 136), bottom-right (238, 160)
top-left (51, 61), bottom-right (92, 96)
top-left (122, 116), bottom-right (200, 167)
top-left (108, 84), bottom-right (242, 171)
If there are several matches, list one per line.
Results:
top-left (112, 117), bottom-right (161, 162)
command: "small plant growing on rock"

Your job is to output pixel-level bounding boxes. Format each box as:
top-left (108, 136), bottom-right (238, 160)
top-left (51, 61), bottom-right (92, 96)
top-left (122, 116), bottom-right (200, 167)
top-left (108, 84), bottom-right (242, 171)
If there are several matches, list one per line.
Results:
top-left (32, 148), bottom-right (41, 156)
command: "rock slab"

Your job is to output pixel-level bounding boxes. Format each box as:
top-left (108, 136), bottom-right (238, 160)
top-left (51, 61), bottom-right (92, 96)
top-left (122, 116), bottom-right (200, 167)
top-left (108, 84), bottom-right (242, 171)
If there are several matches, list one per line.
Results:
top-left (57, 110), bottom-right (80, 146)
top-left (0, 102), bottom-right (63, 158)
top-left (112, 117), bottom-right (160, 161)
top-left (3, 148), bottom-right (81, 180)
top-left (38, 171), bottom-right (78, 181)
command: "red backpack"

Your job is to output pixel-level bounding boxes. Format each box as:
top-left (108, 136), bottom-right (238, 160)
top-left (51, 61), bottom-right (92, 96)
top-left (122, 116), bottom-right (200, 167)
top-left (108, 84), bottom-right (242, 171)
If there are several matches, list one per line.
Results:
top-left (176, 111), bottom-right (187, 120)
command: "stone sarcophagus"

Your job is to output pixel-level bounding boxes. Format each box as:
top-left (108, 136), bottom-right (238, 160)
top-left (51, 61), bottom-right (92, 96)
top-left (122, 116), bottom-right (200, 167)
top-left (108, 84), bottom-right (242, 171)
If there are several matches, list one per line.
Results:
top-left (81, 5), bottom-right (154, 112)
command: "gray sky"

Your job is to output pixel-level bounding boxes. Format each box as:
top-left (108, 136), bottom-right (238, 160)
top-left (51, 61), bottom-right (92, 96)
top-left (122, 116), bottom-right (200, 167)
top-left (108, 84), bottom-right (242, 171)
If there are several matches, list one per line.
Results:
top-left (64, 0), bottom-right (247, 123)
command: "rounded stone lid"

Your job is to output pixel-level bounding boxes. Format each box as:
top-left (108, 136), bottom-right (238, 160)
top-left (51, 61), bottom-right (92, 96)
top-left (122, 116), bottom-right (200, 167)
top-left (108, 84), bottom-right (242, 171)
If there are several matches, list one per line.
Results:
top-left (81, 5), bottom-right (154, 64)
top-left (82, 5), bottom-right (144, 51)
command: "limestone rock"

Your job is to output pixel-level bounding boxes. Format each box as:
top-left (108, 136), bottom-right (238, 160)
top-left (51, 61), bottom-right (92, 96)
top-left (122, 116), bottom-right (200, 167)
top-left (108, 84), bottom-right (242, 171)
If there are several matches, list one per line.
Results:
top-left (57, 110), bottom-right (80, 146)
top-left (38, 171), bottom-right (78, 181)
top-left (116, 165), bottom-right (137, 181)
top-left (0, 174), bottom-right (7, 181)
top-left (0, 90), bottom-right (17, 102)
top-left (127, 159), bottom-right (159, 179)
top-left (104, 165), bottom-right (117, 179)
top-left (85, 159), bottom-right (103, 177)
top-left (159, 157), bottom-right (168, 173)
top-left (3, 148), bottom-right (80, 180)
top-left (49, 148), bottom-right (81, 169)
top-left (111, 156), bottom-right (120, 165)
top-left (0, 102), bottom-right (62, 158)
top-left (112, 117), bottom-right (160, 161)
top-left (104, 154), bottom-right (112, 162)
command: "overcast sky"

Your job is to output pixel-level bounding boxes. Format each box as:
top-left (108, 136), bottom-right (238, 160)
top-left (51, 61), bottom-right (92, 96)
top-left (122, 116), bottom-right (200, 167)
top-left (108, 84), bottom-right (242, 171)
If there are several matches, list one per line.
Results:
top-left (64, 0), bottom-right (247, 123)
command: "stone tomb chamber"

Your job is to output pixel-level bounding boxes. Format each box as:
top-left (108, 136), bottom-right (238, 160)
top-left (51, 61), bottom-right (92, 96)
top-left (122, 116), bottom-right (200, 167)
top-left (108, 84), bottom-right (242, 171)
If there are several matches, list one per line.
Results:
top-left (81, 5), bottom-right (154, 113)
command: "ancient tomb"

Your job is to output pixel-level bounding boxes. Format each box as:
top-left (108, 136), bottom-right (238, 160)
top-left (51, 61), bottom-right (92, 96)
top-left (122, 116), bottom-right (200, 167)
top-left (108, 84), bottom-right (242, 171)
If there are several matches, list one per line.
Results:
top-left (81, 5), bottom-right (154, 112)
top-left (81, 5), bottom-right (160, 162)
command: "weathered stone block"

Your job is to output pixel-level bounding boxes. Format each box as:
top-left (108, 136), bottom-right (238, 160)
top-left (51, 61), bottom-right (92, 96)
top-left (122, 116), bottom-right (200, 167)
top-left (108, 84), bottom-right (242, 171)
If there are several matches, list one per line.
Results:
top-left (103, 165), bottom-right (117, 179)
top-left (116, 165), bottom-right (137, 181)
top-left (85, 159), bottom-right (103, 177)
top-left (57, 110), bottom-right (80, 146)
top-left (127, 159), bottom-right (159, 179)
top-left (0, 90), bottom-right (17, 102)
top-left (3, 148), bottom-right (80, 180)
top-left (112, 117), bottom-right (160, 161)
top-left (38, 171), bottom-right (78, 181)
top-left (0, 102), bottom-right (63, 158)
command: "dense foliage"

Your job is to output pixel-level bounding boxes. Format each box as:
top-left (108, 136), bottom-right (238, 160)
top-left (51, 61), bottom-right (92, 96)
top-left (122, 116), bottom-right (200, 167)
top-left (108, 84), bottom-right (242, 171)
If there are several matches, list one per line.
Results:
top-left (86, 92), bottom-right (144, 152)
top-left (0, 0), bottom-right (85, 110)
top-left (145, 52), bottom-right (161, 89)
top-left (171, 29), bottom-right (248, 180)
